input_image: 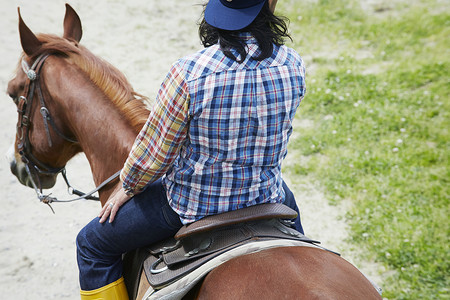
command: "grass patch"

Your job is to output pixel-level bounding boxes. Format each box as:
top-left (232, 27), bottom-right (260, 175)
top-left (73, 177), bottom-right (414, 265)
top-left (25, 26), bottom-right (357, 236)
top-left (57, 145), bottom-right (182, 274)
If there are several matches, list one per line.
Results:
top-left (280, 0), bottom-right (449, 298)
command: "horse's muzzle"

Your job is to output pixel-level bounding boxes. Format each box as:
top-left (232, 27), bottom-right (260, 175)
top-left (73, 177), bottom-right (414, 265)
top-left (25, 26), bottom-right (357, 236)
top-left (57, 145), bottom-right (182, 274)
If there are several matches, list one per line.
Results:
top-left (7, 144), bottom-right (57, 189)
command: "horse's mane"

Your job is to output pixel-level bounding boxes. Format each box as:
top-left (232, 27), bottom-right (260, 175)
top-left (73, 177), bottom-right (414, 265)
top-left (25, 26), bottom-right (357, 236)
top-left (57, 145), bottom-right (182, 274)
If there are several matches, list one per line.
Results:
top-left (30, 34), bottom-right (150, 132)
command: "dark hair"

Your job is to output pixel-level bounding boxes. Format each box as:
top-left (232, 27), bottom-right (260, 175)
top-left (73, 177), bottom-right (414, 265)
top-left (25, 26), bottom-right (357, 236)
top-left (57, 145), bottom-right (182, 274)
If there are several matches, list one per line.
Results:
top-left (199, 1), bottom-right (292, 62)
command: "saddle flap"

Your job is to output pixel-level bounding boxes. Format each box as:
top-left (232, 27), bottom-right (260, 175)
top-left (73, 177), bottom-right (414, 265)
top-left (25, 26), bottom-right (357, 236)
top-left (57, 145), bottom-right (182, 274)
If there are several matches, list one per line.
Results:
top-left (144, 219), bottom-right (321, 290)
top-left (165, 219), bottom-right (318, 267)
top-left (174, 203), bottom-right (298, 240)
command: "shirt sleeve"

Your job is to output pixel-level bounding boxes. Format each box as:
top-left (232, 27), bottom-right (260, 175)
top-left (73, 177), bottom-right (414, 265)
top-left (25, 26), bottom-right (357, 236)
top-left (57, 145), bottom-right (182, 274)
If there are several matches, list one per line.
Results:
top-left (120, 62), bottom-right (190, 193)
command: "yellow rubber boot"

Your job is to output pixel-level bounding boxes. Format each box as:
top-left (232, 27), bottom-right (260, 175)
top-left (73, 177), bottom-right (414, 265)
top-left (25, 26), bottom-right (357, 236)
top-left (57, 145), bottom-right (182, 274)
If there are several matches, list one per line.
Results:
top-left (80, 277), bottom-right (129, 300)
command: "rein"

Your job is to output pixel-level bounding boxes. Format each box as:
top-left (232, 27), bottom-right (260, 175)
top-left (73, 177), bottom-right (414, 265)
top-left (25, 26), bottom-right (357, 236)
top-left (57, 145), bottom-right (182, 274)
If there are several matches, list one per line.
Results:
top-left (17, 53), bottom-right (120, 212)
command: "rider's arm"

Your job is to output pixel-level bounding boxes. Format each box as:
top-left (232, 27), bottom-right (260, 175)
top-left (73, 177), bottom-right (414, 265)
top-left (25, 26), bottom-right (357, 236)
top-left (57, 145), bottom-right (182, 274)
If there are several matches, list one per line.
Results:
top-left (120, 62), bottom-right (190, 196)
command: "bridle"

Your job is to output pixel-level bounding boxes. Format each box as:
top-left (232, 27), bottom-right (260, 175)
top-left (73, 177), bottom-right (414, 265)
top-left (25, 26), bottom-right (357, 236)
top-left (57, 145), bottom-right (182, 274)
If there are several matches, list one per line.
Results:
top-left (16, 53), bottom-right (120, 212)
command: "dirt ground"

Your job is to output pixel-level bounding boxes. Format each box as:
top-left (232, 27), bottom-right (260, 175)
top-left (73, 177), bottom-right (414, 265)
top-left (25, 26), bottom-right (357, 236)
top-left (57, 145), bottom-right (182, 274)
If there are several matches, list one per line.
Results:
top-left (0, 1), bottom-right (381, 299)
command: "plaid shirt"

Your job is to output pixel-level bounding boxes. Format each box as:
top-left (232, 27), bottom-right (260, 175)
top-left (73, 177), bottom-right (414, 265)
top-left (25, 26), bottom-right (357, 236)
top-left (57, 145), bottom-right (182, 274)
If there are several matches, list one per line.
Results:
top-left (121, 33), bottom-right (306, 224)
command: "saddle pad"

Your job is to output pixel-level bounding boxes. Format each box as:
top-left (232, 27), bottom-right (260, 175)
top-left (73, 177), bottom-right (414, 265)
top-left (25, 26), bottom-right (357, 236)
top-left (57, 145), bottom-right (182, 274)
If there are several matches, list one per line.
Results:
top-left (142, 240), bottom-right (319, 300)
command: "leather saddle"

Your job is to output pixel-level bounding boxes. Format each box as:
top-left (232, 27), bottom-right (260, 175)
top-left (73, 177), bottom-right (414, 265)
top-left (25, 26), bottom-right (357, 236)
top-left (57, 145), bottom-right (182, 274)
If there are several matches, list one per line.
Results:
top-left (123, 203), bottom-right (321, 299)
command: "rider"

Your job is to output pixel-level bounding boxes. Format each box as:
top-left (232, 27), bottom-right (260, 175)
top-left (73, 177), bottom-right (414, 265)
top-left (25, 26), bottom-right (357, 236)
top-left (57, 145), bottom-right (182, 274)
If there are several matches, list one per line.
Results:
top-left (76, 0), bottom-right (306, 298)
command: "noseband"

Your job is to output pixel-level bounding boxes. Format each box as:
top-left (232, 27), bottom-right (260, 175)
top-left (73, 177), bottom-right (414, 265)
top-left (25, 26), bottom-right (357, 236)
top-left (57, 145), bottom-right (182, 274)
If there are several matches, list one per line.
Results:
top-left (16, 53), bottom-right (119, 211)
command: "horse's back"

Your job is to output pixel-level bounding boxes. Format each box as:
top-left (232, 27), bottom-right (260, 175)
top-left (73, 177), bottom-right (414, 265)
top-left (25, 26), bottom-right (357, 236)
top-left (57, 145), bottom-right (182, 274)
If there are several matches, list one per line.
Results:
top-left (196, 246), bottom-right (381, 300)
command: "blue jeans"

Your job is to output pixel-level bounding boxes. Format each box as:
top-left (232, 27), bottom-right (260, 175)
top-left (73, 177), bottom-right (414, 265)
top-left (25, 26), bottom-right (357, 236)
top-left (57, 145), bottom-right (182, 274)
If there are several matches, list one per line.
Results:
top-left (76, 179), bottom-right (303, 290)
top-left (282, 180), bottom-right (304, 234)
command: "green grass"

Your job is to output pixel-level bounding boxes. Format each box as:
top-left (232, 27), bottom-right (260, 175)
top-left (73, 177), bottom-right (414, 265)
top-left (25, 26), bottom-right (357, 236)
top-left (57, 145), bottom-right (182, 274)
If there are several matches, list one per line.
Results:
top-left (279, 0), bottom-right (449, 298)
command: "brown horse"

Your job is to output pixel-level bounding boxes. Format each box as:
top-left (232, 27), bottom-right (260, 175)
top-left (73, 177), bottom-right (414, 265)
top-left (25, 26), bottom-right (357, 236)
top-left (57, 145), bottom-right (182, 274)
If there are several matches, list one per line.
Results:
top-left (7, 4), bottom-right (382, 300)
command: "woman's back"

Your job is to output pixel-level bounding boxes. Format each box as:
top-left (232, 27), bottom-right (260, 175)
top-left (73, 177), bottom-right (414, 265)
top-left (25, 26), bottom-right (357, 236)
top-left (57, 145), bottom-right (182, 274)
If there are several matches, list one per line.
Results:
top-left (165, 34), bottom-right (306, 223)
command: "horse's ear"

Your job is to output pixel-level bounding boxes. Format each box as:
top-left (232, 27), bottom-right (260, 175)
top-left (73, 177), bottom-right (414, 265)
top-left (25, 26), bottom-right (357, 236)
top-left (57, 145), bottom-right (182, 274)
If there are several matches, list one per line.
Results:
top-left (18, 7), bottom-right (42, 56)
top-left (63, 4), bottom-right (82, 42)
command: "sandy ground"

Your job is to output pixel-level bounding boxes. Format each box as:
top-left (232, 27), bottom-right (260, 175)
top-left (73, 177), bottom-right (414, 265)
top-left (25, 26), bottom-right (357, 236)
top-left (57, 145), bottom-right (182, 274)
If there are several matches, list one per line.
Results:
top-left (0, 1), bottom-right (382, 299)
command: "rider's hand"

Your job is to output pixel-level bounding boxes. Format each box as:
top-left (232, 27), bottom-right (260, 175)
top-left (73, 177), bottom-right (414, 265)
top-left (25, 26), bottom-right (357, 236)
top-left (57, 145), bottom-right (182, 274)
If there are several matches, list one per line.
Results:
top-left (98, 184), bottom-right (131, 224)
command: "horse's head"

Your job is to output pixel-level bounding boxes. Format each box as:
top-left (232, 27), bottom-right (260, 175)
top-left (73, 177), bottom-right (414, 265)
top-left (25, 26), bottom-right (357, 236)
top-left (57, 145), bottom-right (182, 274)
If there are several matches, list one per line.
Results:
top-left (7, 4), bottom-right (83, 190)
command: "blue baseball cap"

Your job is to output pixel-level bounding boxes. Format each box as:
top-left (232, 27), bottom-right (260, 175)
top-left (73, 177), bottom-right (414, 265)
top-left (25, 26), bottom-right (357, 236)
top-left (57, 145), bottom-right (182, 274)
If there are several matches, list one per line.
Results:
top-left (205, 0), bottom-right (266, 31)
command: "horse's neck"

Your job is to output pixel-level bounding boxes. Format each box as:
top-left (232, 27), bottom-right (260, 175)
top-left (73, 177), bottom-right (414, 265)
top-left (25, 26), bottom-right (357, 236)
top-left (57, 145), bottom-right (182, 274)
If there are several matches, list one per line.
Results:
top-left (78, 115), bottom-right (136, 203)
top-left (45, 57), bottom-right (141, 204)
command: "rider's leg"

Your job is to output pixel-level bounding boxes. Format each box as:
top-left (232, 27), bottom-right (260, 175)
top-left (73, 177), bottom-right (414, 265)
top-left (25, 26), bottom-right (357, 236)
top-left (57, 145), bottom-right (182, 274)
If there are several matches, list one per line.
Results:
top-left (76, 179), bottom-right (182, 297)
top-left (282, 180), bottom-right (304, 234)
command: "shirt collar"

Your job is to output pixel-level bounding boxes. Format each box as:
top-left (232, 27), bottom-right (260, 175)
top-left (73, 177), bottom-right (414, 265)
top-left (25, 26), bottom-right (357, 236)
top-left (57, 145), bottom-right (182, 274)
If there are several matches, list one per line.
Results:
top-left (238, 32), bottom-right (257, 44)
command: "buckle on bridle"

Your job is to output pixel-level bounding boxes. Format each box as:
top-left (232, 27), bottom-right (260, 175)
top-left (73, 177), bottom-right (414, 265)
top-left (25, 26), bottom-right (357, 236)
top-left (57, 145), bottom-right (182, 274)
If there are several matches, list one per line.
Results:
top-left (21, 115), bottom-right (29, 127)
top-left (19, 95), bottom-right (27, 104)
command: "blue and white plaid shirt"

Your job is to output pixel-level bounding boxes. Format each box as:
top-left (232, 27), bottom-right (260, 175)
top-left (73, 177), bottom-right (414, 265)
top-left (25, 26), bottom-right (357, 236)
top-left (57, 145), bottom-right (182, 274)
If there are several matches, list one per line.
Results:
top-left (122, 33), bottom-right (306, 224)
